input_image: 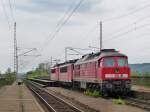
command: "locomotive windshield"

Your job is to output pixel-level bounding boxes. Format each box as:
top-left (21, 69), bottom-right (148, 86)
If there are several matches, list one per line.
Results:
top-left (104, 58), bottom-right (115, 67)
top-left (117, 58), bottom-right (128, 67)
top-left (103, 57), bottom-right (128, 67)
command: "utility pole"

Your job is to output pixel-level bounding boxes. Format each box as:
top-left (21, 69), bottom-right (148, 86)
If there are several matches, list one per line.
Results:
top-left (14, 22), bottom-right (18, 79)
top-left (100, 21), bottom-right (102, 51)
top-left (50, 56), bottom-right (53, 67)
top-left (65, 47), bottom-right (67, 62)
top-left (49, 56), bottom-right (52, 80)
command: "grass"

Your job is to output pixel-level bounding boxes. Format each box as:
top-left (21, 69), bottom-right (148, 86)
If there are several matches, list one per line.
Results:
top-left (84, 89), bottom-right (126, 105)
top-left (131, 72), bottom-right (150, 78)
top-left (84, 89), bottom-right (102, 97)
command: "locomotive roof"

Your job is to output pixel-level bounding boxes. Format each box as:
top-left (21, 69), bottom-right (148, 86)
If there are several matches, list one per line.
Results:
top-left (75, 49), bottom-right (127, 65)
top-left (52, 59), bottom-right (78, 68)
top-left (51, 49), bottom-right (127, 68)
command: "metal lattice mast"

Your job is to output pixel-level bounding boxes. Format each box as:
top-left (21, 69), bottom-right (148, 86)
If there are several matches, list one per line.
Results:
top-left (14, 22), bottom-right (18, 78)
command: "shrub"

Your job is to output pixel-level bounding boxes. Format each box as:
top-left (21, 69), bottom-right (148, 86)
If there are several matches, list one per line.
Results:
top-left (84, 89), bottom-right (92, 96)
top-left (92, 90), bottom-right (102, 97)
top-left (113, 97), bottom-right (125, 105)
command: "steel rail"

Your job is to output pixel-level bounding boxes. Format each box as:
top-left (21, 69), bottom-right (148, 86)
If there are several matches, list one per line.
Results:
top-left (26, 80), bottom-right (84, 112)
top-left (126, 97), bottom-right (150, 111)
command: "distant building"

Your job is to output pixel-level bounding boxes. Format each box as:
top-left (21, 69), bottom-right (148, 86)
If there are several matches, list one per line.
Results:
top-left (38, 62), bottom-right (51, 71)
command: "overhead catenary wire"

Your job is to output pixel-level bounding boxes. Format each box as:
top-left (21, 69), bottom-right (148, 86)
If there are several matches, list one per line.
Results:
top-left (48, 2), bottom-right (150, 64)
top-left (85, 13), bottom-right (150, 50)
top-left (41, 0), bottom-right (77, 52)
top-left (54, 0), bottom-right (77, 30)
top-left (104, 13), bottom-right (150, 38)
top-left (88, 3), bottom-right (150, 47)
top-left (8, 0), bottom-right (15, 22)
top-left (0, 0), bottom-right (11, 30)
top-left (71, 2), bottom-right (150, 50)
top-left (54, 24), bottom-right (98, 61)
top-left (25, 1), bottom-right (150, 71)
top-left (103, 2), bottom-right (150, 22)
top-left (42, 0), bottom-right (77, 48)
top-left (35, 1), bottom-right (149, 59)
top-left (68, 13), bottom-right (150, 52)
top-left (40, 0), bottom-right (85, 53)
top-left (104, 21), bottom-right (150, 42)
top-left (26, 0), bottom-right (85, 70)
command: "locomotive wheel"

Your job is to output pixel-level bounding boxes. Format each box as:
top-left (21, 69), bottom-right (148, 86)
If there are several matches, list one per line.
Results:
top-left (102, 91), bottom-right (108, 97)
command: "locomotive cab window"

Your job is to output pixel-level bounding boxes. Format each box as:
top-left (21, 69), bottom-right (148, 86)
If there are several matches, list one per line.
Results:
top-left (60, 66), bottom-right (67, 73)
top-left (104, 58), bottom-right (115, 67)
top-left (51, 69), bottom-right (56, 73)
top-left (118, 58), bottom-right (128, 67)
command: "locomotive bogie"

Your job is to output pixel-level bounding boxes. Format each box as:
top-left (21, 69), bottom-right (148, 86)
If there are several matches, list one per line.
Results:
top-left (101, 80), bottom-right (131, 94)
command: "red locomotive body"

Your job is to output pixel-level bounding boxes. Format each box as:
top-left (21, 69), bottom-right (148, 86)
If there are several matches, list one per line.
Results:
top-left (59, 64), bottom-right (74, 82)
top-left (73, 49), bottom-right (131, 94)
top-left (51, 60), bottom-right (78, 86)
top-left (51, 49), bottom-right (131, 95)
top-left (51, 67), bottom-right (59, 81)
top-left (100, 56), bottom-right (130, 80)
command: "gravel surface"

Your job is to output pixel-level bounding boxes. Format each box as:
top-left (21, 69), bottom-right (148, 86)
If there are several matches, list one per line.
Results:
top-left (47, 87), bottom-right (149, 112)
top-left (132, 85), bottom-right (150, 93)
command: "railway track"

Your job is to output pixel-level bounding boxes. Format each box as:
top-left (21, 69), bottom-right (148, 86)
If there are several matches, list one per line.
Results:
top-left (27, 79), bottom-right (150, 111)
top-left (125, 97), bottom-right (150, 111)
top-left (25, 80), bottom-right (84, 112)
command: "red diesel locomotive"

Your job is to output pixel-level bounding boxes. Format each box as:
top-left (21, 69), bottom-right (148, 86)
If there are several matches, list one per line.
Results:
top-left (51, 49), bottom-right (131, 95)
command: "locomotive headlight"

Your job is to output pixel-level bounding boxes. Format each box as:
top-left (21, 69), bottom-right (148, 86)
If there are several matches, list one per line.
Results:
top-left (105, 74), bottom-right (115, 78)
top-left (122, 74), bottom-right (128, 78)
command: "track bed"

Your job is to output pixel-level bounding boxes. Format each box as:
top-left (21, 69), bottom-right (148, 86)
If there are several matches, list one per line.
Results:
top-left (26, 80), bottom-right (84, 112)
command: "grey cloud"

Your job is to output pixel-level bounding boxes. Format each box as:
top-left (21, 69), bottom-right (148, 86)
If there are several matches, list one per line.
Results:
top-left (16, 0), bottom-right (95, 13)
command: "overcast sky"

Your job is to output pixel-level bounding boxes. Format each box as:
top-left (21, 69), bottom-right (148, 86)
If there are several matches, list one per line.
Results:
top-left (0, 0), bottom-right (150, 73)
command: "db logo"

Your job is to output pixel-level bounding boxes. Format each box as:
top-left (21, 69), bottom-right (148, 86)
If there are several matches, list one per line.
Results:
top-left (115, 68), bottom-right (119, 73)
